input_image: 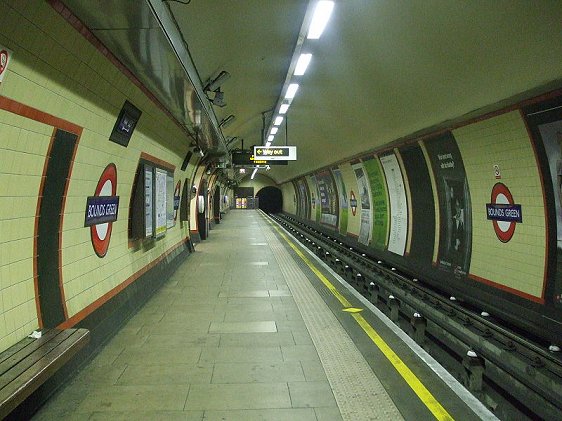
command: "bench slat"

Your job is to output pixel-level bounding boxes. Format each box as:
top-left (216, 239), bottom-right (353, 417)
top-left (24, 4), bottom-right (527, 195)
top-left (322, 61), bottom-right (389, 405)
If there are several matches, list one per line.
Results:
top-left (0, 329), bottom-right (89, 419)
top-left (0, 329), bottom-right (63, 376)
top-left (0, 330), bottom-right (75, 390)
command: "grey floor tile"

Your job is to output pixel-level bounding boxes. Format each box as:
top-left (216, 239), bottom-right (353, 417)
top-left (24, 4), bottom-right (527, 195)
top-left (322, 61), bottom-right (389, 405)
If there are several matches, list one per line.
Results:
top-left (185, 383), bottom-right (290, 410)
top-left (117, 363), bottom-right (213, 385)
top-left (76, 385), bottom-right (190, 412)
top-left (144, 333), bottom-right (221, 347)
top-left (292, 331), bottom-right (314, 345)
top-left (282, 345), bottom-right (321, 362)
top-left (72, 363), bottom-right (127, 385)
top-left (219, 332), bottom-right (295, 347)
top-left (113, 346), bottom-right (201, 366)
top-left (222, 310), bottom-right (285, 323)
top-left (218, 290), bottom-right (270, 298)
top-left (209, 321), bottom-right (277, 333)
top-left (202, 408), bottom-right (317, 421)
top-left (289, 381), bottom-right (338, 408)
top-left (300, 360), bottom-right (329, 382)
top-left (211, 361), bottom-right (305, 383)
top-left (314, 407), bottom-right (344, 420)
top-left (89, 410), bottom-right (204, 421)
top-left (199, 346), bottom-right (283, 363)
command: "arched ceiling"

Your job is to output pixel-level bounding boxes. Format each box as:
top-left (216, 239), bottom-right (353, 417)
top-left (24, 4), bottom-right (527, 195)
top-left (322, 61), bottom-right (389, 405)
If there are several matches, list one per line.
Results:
top-left (63, 0), bottom-right (562, 184)
top-left (168, 0), bottom-right (562, 184)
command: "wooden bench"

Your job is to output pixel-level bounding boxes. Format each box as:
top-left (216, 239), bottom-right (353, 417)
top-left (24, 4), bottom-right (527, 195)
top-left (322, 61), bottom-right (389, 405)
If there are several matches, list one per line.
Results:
top-left (0, 328), bottom-right (90, 419)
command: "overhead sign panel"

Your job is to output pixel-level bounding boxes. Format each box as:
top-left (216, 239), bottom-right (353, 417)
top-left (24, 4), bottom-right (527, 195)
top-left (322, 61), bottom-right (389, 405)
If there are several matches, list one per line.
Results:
top-left (253, 146), bottom-right (297, 161)
top-left (232, 151), bottom-right (288, 165)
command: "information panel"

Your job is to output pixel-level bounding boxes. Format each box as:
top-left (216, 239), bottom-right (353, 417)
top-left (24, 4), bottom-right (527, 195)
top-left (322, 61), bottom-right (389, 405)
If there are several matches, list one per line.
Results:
top-left (144, 165), bottom-right (154, 237)
top-left (155, 167), bottom-right (167, 237)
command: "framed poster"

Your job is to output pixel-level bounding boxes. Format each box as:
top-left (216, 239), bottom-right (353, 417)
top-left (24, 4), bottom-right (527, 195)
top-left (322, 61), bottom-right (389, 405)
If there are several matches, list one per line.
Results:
top-left (144, 164), bottom-right (154, 237)
top-left (155, 167), bottom-right (167, 237)
top-left (166, 172), bottom-right (175, 228)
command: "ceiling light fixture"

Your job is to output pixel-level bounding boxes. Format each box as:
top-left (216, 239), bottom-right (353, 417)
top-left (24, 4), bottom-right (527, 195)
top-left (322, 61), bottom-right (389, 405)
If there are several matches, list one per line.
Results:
top-left (271, 127), bottom-right (278, 135)
top-left (285, 83), bottom-right (299, 99)
top-left (294, 53), bottom-right (312, 76)
top-left (274, 116), bottom-right (284, 126)
top-left (265, 141), bottom-right (271, 147)
top-left (219, 114), bottom-right (236, 128)
top-left (307, 1), bottom-right (334, 39)
top-left (279, 104), bottom-right (290, 114)
top-left (204, 70), bottom-right (231, 92)
top-left (267, 135), bottom-right (274, 142)
top-left (251, 168), bottom-right (258, 180)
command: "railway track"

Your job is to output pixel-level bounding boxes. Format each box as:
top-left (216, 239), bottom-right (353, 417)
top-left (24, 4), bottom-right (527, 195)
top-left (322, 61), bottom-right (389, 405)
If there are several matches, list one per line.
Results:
top-left (270, 213), bottom-right (562, 420)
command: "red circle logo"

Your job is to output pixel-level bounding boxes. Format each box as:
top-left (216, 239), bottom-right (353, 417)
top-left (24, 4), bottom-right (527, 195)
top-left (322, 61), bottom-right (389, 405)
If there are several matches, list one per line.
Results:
top-left (0, 50), bottom-right (8, 75)
top-left (91, 164), bottom-right (117, 257)
top-left (490, 183), bottom-right (516, 243)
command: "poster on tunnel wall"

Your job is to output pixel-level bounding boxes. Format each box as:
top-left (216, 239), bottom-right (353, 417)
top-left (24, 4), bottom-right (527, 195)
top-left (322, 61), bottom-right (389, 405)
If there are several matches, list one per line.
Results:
top-left (294, 178), bottom-right (311, 220)
top-left (316, 170), bottom-right (339, 228)
top-left (308, 175), bottom-right (321, 223)
top-left (380, 153), bottom-right (408, 256)
top-left (362, 156), bottom-right (388, 250)
top-left (332, 167), bottom-right (349, 235)
top-left (524, 98), bottom-right (562, 307)
top-left (423, 132), bottom-right (472, 277)
top-left (352, 161), bottom-right (372, 245)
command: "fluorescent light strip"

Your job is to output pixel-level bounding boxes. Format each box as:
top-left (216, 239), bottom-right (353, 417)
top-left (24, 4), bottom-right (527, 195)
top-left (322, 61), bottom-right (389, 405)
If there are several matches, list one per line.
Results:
top-left (267, 135), bottom-right (274, 142)
top-left (265, 141), bottom-right (271, 147)
top-left (274, 116), bottom-right (284, 126)
top-left (251, 168), bottom-right (258, 179)
top-left (285, 83), bottom-right (299, 99)
top-left (294, 53), bottom-right (312, 76)
top-left (271, 127), bottom-right (279, 135)
top-left (307, 1), bottom-right (334, 39)
top-left (279, 104), bottom-right (290, 114)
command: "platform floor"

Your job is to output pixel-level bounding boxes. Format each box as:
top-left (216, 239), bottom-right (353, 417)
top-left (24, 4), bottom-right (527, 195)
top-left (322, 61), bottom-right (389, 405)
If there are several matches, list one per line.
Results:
top-left (33, 210), bottom-right (491, 420)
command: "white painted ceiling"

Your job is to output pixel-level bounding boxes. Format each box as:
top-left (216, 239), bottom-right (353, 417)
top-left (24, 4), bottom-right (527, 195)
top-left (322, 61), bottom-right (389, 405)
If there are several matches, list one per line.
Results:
top-left (168, 0), bottom-right (562, 184)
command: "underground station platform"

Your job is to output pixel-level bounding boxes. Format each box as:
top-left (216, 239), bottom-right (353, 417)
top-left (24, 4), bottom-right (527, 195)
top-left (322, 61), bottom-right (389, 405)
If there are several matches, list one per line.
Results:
top-left (33, 210), bottom-right (496, 421)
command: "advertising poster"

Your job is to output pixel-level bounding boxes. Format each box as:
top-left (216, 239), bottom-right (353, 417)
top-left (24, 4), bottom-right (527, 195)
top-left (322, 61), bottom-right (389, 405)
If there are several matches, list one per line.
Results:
top-left (380, 153), bottom-right (408, 256)
top-left (316, 170), bottom-right (339, 228)
top-left (166, 172), bottom-right (174, 228)
top-left (309, 175), bottom-right (321, 223)
top-left (155, 167), bottom-right (168, 237)
top-left (295, 178), bottom-right (311, 220)
top-left (424, 132), bottom-right (472, 277)
top-left (332, 167), bottom-right (348, 235)
top-left (524, 99), bottom-right (562, 307)
top-left (352, 161), bottom-right (372, 245)
top-left (144, 165), bottom-right (154, 237)
top-left (362, 156), bottom-right (388, 250)
top-left (399, 143), bottom-right (435, 266)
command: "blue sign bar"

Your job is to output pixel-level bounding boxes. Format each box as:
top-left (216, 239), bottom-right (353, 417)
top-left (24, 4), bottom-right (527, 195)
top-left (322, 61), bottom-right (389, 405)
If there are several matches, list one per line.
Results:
top-left (84, 196), bottom-right (120, 226)
top-left (486, 203), bottom-right (522, 223)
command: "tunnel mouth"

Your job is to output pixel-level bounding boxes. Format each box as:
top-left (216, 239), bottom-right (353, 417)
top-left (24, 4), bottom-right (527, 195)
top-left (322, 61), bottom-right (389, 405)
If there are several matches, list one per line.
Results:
top-left (256, 186), bottom-right (283, 213)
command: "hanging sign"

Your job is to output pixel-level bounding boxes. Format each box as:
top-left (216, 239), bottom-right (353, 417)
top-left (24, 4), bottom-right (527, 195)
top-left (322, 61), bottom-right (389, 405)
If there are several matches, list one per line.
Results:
top-left (253, 146), bottom-right (297, 161)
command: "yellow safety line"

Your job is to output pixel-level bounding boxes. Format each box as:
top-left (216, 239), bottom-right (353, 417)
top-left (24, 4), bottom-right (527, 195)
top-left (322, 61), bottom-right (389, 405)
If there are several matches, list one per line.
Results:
top-left (269, 220), bottom-right (454, 421)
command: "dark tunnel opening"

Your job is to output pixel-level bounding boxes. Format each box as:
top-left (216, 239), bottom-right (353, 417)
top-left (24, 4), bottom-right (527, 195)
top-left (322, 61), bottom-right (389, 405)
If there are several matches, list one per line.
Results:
top-left (256, 186), bottom-right (283, 214)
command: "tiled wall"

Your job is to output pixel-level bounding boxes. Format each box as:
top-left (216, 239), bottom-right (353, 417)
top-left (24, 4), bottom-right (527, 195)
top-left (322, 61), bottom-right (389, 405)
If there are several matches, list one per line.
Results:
top-left (0, 1), bottom-right (196, 350)
top-left (280, 182), bottom-right (296, 215)
top-left (280, 111), bottom-right (549, 302)
top-left (454, 111), bottom-right (546, 298)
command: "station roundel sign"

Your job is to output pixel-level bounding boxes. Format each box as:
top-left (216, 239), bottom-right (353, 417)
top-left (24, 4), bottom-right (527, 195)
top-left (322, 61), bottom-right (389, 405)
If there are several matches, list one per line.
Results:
top-left (488, 183), bottom-right (520, 243)
top-left (91, 164), bottom-right (117, 257)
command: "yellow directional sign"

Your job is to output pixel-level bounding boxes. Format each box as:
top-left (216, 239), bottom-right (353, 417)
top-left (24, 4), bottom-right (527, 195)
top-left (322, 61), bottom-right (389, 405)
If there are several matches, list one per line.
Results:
top-left (253, 146), bottom-right (297, 161)
top-left (343, 307), bottom-right (364, 313)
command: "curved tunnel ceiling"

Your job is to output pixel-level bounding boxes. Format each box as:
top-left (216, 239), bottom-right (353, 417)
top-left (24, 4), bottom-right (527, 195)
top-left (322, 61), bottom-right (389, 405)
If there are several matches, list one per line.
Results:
top-left (169, 0), bottom-right (562, 184)
top-left (64, 1), bottom-right (562, 185)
